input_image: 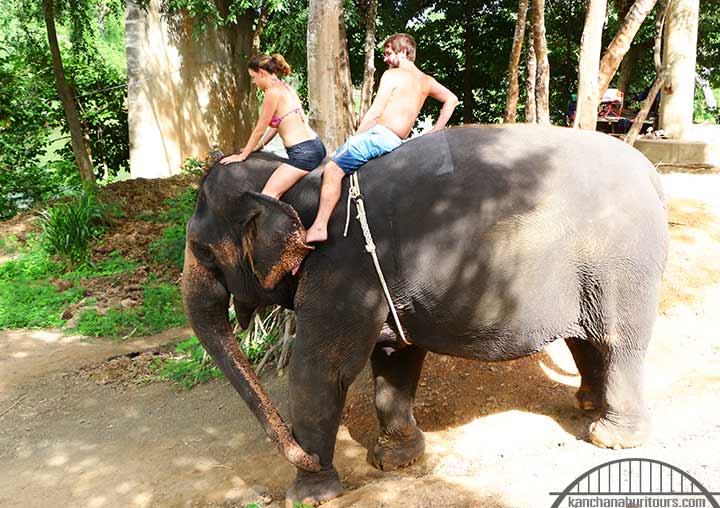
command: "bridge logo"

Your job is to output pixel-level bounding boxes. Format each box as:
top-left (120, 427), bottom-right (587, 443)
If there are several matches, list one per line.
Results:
top-left (550, 458), bottom-right (719, 508)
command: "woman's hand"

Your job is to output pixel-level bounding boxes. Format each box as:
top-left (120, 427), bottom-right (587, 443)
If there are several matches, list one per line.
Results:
top-left (219, 150), bottom-right (251, 165)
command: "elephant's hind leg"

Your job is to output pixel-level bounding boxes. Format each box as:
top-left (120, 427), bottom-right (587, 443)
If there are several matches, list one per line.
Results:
top-left (588, 345), bottom-right (651, 449)
top-left (369, 337), bottom-right (427, 471)
top-left (565, 337), bottom-right (604, 411)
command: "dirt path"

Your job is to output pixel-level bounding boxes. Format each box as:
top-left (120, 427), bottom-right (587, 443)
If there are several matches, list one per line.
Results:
top-left (1, 173), bottom-right (719, 508)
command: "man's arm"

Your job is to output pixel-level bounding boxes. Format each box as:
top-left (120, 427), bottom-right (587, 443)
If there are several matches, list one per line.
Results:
top-left (428, 78), bottom-right (458, 132)
top-left (355, 71), bottom-right (398, 134)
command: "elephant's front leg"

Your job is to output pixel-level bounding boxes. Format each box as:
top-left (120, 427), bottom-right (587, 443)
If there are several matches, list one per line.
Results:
top-left (369, 339), bottom-right (427, 471)
top-left (286, 312), bottom-right (383, 506)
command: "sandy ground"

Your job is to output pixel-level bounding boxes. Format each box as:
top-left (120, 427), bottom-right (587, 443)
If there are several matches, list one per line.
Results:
top-left (1, 172), bottom-right (719, 508)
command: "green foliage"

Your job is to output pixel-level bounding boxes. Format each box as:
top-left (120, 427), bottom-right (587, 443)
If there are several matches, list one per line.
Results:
top-left (149, 186), bottom-right (199, 270)
top-left (150, 336), bottom-right (223, 389)
top-left (0, 0), bottom-right (128, 220)
top-left (75, 281), bottom-right (186, 339)
top-left (0, 249), bottom-right (83, 329)
top-left (66, 251), bottom-right (138, 279)
top-left (0, 234), bottom-right (20, 254)
top-left (39, 190), bottom-right (117, 269)
top-left (151, 307), bottom-right (294, 389)
top-left (150, 224), bottom-right (187, 270)
top-left (179, 156), bottom-right (206, 176)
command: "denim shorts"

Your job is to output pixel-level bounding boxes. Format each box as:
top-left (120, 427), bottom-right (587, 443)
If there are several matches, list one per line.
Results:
top-left (331, 124), bottom-right (403, 174)
top-left (285, 137), bottom-right (327, 171)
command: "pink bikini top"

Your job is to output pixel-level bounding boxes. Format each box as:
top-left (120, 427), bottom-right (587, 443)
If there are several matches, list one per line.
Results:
top-left (268, 80), bottom-right (304, 128)
top-left (269, 106), bottom-right (302, 128)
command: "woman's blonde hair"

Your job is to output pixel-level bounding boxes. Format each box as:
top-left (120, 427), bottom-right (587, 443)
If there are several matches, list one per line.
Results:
top-left (248, 53), bottom-right (292, 77)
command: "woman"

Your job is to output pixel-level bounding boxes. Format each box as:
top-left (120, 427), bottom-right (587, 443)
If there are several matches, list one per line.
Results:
top-left (220, 54), bottom-right (326, 199)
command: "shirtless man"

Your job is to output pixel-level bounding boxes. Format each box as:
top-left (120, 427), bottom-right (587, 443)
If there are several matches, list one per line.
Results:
top-left (304, 33), bottom-right (458, 243)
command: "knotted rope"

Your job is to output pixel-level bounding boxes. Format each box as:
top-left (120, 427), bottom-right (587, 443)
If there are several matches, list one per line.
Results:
top-left (343, 172), bottom-right (410, 345)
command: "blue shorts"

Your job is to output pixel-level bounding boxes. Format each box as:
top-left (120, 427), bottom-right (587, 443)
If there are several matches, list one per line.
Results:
top-left (331, 124), bottom-right (403, 174)
top-left (285, 137), bottom-right (326, 171)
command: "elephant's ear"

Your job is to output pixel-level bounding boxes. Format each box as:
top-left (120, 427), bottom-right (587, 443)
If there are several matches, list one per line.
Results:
top-left (239, 192), bottom-right (313, 289)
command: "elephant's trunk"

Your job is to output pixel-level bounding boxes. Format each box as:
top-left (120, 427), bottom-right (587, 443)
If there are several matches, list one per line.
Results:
top-left (182, 245), bottom-right (320, 472)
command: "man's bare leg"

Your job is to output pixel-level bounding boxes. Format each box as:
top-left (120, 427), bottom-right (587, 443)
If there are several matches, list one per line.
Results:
top-left (261, 163), bottom-right (309, 200)
top-left (306, 161), bottom-right (347, 243)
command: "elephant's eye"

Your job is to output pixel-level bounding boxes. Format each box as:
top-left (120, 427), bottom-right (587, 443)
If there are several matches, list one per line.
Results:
top-left (192, 243), bottom-right (215, 264)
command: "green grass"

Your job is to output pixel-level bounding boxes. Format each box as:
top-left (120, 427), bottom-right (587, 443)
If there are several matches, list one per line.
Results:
top-left (147, 187), bottom-right (198, 270)
top-left (150, 336), bottom-right (223, 389)
top-left (0, 250), bottom-right (83, 329)
top-left (75, 281), bottom-right (186, 340)
top-left (64, 252), bottom-right (138, 280)
top-left (0, 234), bottom-right (20, 254)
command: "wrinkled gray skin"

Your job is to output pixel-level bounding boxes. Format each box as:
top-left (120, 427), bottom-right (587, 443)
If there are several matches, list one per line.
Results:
top-left (182, 125), bottom-right (669, 506)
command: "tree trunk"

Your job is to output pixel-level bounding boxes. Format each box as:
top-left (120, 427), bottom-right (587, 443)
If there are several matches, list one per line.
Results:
top-left (525, 32), bottom-right (537, 123)
top-left (625, 66), bottom-right (668, 145)
top-left (307, 0), bottom-right (355, 148)
top-left (532, 0), bottom-right (550, 124)
top-left (43, 0), bottom-right (95, 184)
top-left (626, 0), bottom-right (669, 145)
top-left (228, 12), bottom-right (258, 151)
top-left (359, 0), bottom-right (378, 121)
top-left (574, 0), bottom-right (608, 130)
top-left (598, 0), bottom-right (659, 98)
top-left (462, 0), bottom-right (476, 124)
top-left (504, 0), bottom-right (529, 124)
top-left (251, 1), bottom-right (271, 55)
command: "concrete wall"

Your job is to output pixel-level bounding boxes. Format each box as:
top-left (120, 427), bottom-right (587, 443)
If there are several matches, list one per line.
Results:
top-left (125, 0), bottom-right (256, 178)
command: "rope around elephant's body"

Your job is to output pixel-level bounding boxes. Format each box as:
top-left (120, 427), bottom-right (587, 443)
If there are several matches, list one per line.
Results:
top-left (343, 172), bottom-right (411, 345)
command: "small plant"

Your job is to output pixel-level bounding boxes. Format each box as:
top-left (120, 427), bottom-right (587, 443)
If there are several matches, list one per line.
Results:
top-left (38, 191), bottom-right (116, 270)
top-left (0, 234), bottom-right (20, 254)
top-left (179, 156), bottom-right (206, 176)
top-left (150, 336), bottom-right (223, 389)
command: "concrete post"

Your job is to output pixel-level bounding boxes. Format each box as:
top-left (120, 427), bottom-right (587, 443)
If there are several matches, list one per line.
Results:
top-left (658, 0), bottom-right (699, 139)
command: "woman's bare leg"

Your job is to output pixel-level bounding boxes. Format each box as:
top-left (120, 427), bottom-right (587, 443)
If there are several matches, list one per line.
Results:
top-left (261, 163), bottom-right (309, 200)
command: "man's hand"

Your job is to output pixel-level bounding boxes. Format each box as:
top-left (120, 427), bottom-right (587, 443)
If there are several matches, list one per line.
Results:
top-left (219, 150), bottom-right (251, 165)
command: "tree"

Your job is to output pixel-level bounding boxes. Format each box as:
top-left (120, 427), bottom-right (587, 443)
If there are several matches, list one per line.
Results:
top-left (307, 0), bottom-right (355, 148)
top-left (598, 0), bottom-right (659, 97)
top-left (525, 29), bottom-right (537, 123)
top-left (358, 0), bottom-right (378, 120)
top-left (504, 0), bottom-right (528, 123)
top-left (531, 0), bottom-right (550, 124)
top-left (625, 0), bottom-right (669, 145)
top-left (574, 0), bottom-right (608, 130)
top-left (462, 0), bottom-right (475, 124)
top-left (43, 0), bottom-right (95, 184)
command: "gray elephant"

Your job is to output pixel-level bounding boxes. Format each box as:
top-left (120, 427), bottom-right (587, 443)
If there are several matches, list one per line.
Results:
top-left (182, 125), bottom-right (668, 505)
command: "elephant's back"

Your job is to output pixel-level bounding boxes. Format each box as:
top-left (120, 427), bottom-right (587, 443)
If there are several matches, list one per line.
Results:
top-left (352, 125), bottom-right (668, 351)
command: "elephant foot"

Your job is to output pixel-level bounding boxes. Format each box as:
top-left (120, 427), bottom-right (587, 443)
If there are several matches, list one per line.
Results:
top-left (574, 385), bottom-right (603, 412)
top-left (588, 415), bottom-right (650, 449)
top-left (286, 467), bottom-right (343, 507)
top-left (369, 426), bottom-right (425, 471)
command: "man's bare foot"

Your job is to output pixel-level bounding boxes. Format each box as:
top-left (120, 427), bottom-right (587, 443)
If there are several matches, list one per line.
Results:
top-left (305, 225), bottom-right (328, 243)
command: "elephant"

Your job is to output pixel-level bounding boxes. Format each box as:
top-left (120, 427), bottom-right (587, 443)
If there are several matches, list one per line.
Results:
top-left (182, 124), bottom-right (668, 506)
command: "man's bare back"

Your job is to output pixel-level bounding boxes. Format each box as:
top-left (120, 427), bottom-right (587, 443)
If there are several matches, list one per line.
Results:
top-left (378, 67), bottom-right (435, 139)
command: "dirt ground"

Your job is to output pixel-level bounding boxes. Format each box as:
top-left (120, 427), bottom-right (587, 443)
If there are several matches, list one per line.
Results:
top-left (1, 171), bottom-right (719, 508)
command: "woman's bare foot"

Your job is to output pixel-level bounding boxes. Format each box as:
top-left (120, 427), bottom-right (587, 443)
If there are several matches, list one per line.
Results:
top-left (305, 225), bottom-right (328, 243)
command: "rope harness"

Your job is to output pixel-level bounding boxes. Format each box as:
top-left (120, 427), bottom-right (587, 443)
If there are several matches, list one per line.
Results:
top-left (343, 172), bottom-right (411, 345)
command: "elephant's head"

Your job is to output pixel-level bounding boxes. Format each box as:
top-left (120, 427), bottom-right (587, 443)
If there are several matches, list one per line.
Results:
top-left (182, 163), bottom-right (319, 472)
